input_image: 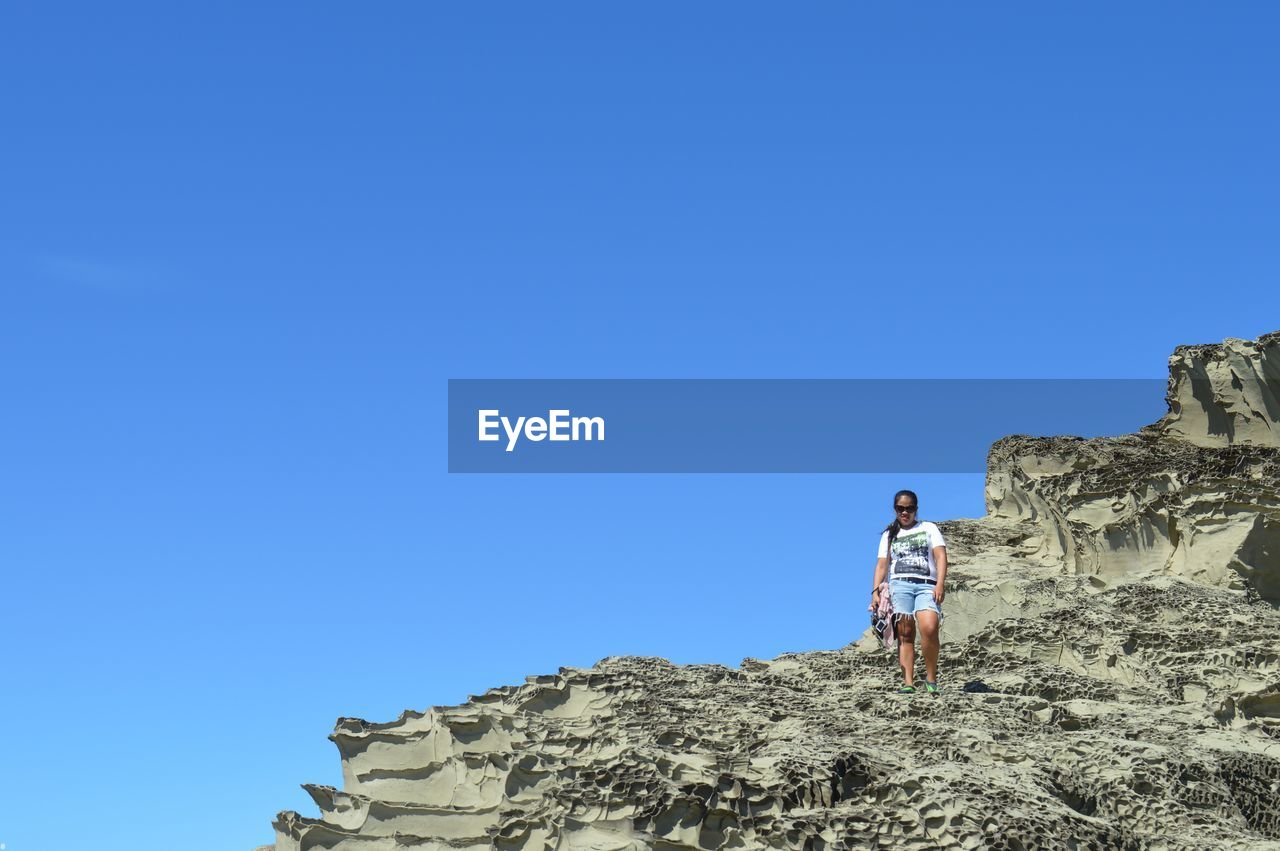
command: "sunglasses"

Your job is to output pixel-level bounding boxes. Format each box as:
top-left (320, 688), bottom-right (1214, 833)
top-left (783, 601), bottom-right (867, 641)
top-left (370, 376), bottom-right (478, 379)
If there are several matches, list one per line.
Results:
top-left (894, 504), bottom-right (918, 513)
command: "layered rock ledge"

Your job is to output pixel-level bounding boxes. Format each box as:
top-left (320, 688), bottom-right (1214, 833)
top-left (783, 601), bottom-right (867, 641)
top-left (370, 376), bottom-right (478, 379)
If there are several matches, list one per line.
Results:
top-left (258, 331), bottom-right (1280, 851)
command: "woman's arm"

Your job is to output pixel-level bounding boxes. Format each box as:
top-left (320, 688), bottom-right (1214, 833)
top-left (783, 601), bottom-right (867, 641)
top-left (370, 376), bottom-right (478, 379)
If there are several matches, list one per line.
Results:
top-left (932, 546), bottom-right (947, 603)
top-left (869, 556), bottom-right (889, 609)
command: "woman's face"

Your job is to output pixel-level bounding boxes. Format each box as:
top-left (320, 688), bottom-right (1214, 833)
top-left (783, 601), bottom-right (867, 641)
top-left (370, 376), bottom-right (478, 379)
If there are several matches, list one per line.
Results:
top-left (894, 495), bottom-right (918, 525)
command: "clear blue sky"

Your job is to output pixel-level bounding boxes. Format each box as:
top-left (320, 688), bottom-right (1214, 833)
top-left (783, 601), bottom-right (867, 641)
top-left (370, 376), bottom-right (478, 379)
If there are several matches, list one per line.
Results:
top-left (2, 4), bottom-right (1278, 850)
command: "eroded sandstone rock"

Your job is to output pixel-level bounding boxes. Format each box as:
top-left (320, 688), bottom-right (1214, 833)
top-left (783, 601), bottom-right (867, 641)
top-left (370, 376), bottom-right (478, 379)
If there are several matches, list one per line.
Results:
top-left (1155, 330), bottom-right (1280, 447)
top-left (985, 337), bottom-right (1280, 601)
top-left (258, 330), bottom-right (1280, 851)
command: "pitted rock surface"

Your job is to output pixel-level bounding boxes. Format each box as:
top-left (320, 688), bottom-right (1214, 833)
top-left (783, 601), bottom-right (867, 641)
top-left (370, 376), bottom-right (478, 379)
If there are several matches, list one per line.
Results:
top-left (258, 331), bottom-right (1280, 851)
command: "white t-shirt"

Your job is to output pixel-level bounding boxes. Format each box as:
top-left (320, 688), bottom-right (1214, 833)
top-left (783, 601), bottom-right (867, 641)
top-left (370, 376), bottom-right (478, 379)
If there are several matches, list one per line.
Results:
top-left (878, 521), bottom-right (946, 581)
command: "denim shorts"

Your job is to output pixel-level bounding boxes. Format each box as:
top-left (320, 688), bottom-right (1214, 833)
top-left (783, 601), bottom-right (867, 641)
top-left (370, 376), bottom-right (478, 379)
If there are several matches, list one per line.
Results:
top-left (889, 578), bottom-right (942, 619)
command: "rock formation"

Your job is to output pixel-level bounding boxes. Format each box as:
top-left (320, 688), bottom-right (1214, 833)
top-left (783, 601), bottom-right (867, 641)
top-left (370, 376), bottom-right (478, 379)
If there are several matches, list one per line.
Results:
top-left (258, 331), bottom-right (1280, 851)
top-left (986, 330), bottom-right (1280, 603)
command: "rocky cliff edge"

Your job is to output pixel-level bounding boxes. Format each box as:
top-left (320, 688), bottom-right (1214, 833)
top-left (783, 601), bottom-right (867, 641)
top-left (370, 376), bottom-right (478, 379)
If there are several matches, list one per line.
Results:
top-left (258, 331), bottom-right (1280, 851)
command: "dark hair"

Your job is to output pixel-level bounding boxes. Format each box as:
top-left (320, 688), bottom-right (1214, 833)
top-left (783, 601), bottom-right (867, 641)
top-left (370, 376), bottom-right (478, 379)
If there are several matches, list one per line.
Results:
top-left (883, 489), bottom-right (919, 548)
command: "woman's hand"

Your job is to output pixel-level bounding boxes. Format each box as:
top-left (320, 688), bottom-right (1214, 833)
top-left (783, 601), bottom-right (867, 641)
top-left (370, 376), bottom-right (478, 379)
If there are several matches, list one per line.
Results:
top-left (868, 589), bottom-right (880, 612)
top-left (933, 585), bottom-right (945, 605)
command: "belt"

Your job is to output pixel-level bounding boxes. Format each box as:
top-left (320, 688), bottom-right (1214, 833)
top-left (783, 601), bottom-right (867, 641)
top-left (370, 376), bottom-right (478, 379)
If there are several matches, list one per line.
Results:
top-left (895, 577), bottom-right (936, 585)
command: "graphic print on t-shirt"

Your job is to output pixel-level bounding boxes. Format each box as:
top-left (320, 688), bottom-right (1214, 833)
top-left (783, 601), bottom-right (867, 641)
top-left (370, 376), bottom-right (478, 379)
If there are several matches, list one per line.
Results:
top-left (890, 528), bottom-right (932, 578)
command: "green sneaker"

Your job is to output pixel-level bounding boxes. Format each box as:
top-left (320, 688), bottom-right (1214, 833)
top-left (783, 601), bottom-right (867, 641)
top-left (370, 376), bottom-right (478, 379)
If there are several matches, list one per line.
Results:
top-left (924, 681), bottom-right (939, 696)
top-left (897, 685), bottom-right (916, 694)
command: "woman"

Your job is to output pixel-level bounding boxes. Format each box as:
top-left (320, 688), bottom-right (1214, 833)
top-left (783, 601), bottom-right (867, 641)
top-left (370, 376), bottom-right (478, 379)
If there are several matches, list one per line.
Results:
top-left (868, 489), bottom-right (948, 695)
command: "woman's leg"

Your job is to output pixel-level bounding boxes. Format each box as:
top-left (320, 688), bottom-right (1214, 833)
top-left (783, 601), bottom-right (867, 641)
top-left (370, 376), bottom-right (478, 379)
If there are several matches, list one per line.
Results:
top-left (916, 609), bottom-right (940, 683)
top-left (896, 614), bottom-right (916, 685)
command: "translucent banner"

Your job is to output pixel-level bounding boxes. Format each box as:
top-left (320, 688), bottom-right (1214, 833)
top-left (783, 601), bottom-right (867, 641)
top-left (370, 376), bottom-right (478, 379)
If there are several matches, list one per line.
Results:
top-left (447, 379), bottom-right (1169, 473)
